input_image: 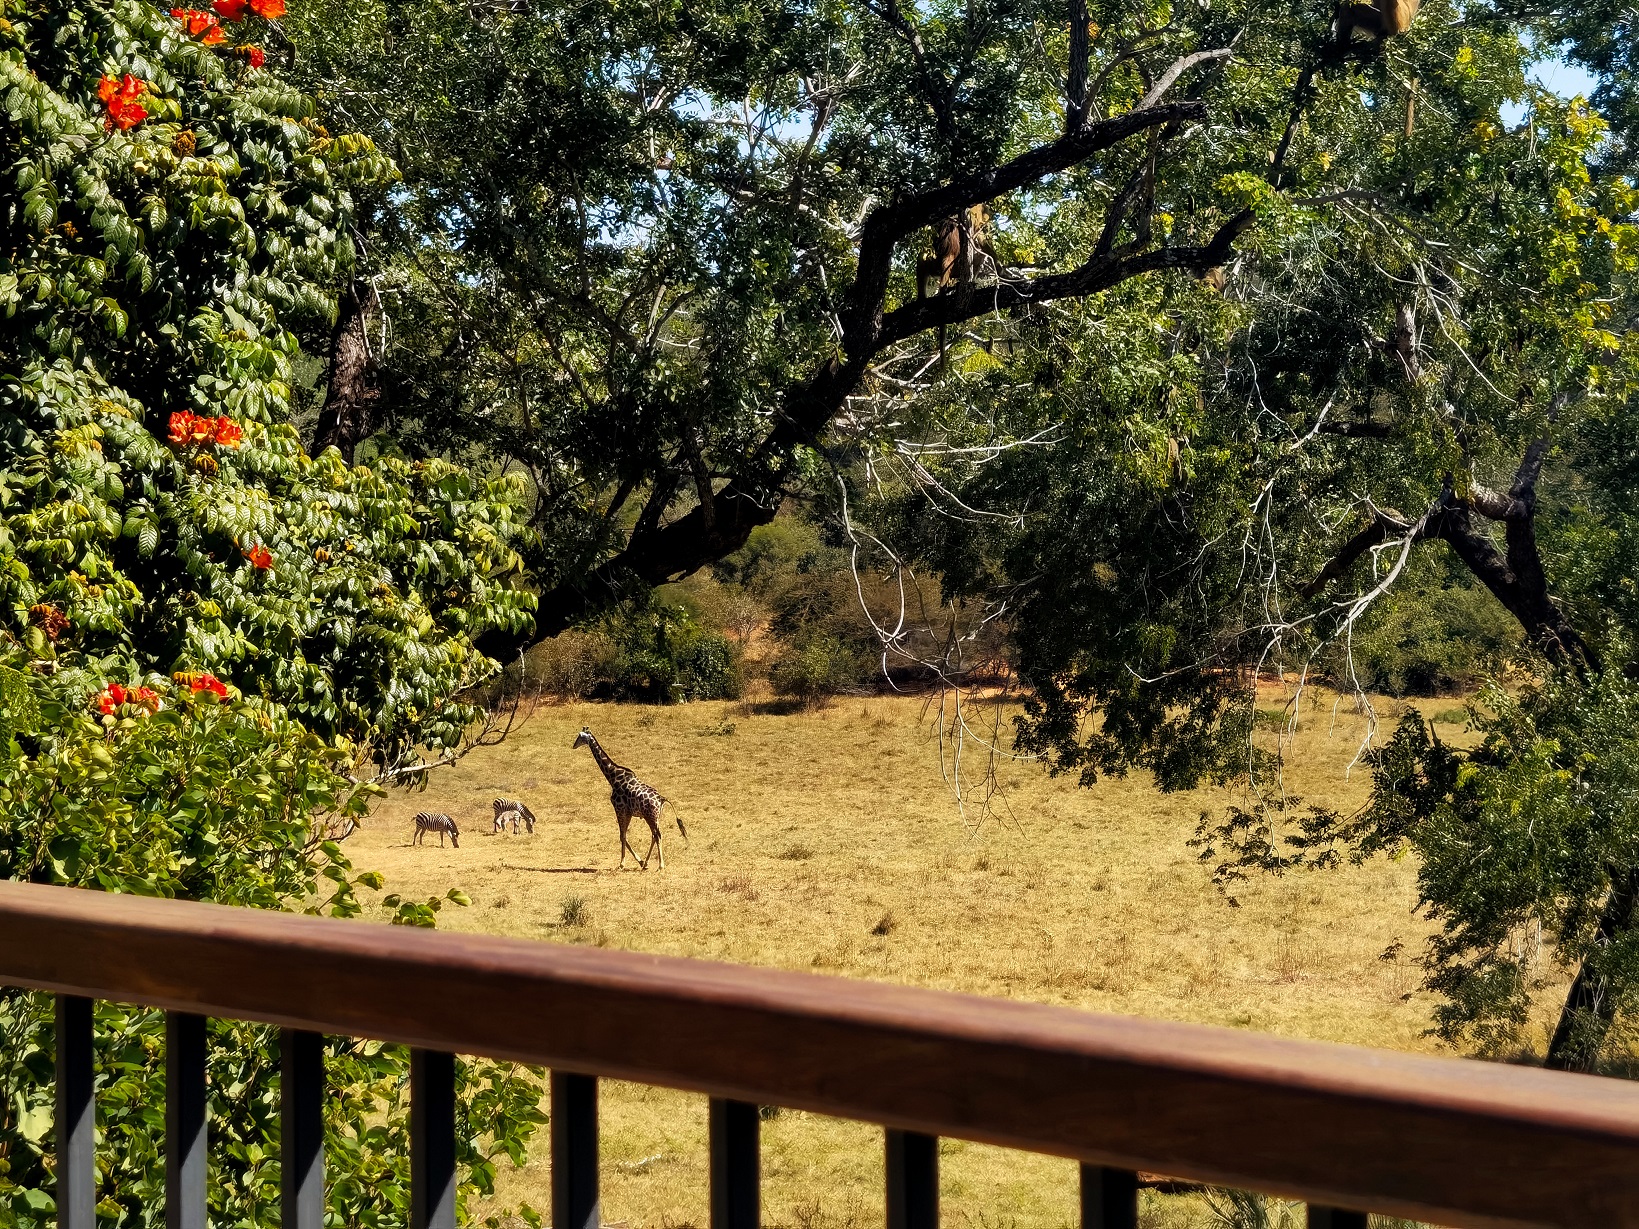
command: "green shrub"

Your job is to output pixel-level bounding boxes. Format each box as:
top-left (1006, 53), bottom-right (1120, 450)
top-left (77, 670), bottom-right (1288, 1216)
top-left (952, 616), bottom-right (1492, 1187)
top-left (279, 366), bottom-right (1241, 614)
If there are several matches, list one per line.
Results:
top-left (1329, 560), bottom-right (1521, 697)
top-left (0, 659), bottom-right (548, 1229)
top-left (771, 633), bottom-right (868, 706)
top-left (598, 595), bottom-right (742, 703)
top-left (0, 0), bottom-right (543, 1222)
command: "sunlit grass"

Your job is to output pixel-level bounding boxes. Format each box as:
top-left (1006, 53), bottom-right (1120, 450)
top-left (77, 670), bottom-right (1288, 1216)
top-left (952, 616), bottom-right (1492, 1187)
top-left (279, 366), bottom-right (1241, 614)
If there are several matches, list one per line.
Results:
top-left (347, 689), bottom-right (1515, 1229)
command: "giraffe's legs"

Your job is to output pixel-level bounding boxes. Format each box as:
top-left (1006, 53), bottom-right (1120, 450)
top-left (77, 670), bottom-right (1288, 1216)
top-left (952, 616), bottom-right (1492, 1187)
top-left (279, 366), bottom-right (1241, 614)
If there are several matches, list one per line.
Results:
top-left (617, 811), bottom-right (643, 868)
top-left (641, 818), bottom-right (664, 870)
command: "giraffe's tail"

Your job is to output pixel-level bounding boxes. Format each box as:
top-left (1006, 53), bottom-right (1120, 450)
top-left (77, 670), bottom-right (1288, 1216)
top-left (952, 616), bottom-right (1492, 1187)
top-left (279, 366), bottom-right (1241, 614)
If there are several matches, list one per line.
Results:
top-left (664, 800), bottom-right (688, 843)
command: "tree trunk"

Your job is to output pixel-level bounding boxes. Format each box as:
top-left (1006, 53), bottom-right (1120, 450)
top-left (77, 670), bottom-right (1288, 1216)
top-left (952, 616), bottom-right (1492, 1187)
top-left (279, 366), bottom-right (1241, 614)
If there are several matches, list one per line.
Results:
top-left (312, 281), bottom-right (385, 464)
top-left (1545, 865), bottom-right (1639, 1071)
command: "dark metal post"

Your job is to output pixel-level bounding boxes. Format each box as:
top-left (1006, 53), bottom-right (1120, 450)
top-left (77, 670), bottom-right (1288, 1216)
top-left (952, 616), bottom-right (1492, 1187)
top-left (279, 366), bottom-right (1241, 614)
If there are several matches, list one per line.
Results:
top-left (57, 995), bottom-right (96, 1229)
top-left (410, 1050), bottom-right (457, 1229)
top-left (281, 1031), bottom-right (325, 1229)
top-left (885, 1130), bottom-right (937, 1229)
top-left (165, 1013), bottom-right (208, 1229)
top-left (551, 1072), bottom-right (600, 1229)
top-left (1307, 1209), bottom-right (1368, 1229)
top-left (709, 1099), bottom-right (759, 1229)
top-left (1079, 1165), bottom-right (1137, 1229)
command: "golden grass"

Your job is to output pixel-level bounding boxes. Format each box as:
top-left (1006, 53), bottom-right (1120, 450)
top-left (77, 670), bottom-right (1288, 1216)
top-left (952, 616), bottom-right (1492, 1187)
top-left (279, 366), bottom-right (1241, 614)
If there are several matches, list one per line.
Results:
top-left (344, 691), bottom-right (1488, 1229)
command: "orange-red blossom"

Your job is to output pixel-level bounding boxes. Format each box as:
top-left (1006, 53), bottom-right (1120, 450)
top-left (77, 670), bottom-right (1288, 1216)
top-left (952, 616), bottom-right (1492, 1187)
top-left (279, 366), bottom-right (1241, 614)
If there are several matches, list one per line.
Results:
top-left (97, 74), bottom-right (148, 131)
top-left (95, 682), bottom-right (162, 716)
top-left (213, 0), bottom-right (283, 18)
top-left (170, 8), bottom-right (227, 42)
top-left (243, 544), bottom-right (274, 570)
top-left (168, 411), bottom-right (244, 449)
top-left (175, 671), bottom-right (230, 699)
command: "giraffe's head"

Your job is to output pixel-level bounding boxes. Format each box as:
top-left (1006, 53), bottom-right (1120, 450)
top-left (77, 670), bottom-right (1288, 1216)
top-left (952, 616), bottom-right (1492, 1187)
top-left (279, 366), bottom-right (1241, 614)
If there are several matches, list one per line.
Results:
top-left (572, 727), bottom-right (594, 750)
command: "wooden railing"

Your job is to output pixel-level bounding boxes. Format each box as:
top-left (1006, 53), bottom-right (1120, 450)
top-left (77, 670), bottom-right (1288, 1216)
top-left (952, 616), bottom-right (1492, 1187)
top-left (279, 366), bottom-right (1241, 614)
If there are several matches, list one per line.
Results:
top-left (4, 882), bottom-right (1639, 1229)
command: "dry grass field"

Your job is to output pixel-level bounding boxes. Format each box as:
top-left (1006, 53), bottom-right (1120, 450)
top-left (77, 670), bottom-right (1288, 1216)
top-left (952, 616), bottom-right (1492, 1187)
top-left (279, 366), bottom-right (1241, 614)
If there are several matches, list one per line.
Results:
top-left (344, 690), bottom-right (1501, 1229)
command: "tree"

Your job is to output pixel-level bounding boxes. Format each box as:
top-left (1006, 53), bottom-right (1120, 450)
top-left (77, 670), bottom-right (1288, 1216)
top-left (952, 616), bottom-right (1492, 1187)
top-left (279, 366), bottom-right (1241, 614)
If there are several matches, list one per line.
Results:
top-left (1, 0), bottom-right (537, 776)
top-left (1, 0), bottom-right (548, 1223)
top-left (285, 0), bottom-right (1423, 644)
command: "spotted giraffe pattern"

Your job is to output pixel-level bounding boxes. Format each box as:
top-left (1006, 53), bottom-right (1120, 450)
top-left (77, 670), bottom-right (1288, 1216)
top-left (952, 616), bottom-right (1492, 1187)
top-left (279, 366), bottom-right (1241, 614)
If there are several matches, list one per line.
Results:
top-left (571, 728), bottom-right (686, 869)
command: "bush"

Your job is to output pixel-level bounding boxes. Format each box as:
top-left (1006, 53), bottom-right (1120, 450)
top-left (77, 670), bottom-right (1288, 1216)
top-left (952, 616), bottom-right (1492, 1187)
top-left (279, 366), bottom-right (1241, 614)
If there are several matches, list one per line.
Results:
top-left (0, 0), bottom-right (544, 1222)
top-left (771, 632), bottom-right (868, 707)
top-left (523, 630), bottom-right (620, 700)
top-left (0, 658), bottom-right (548, 1229)
top-left (598, 594), bottom-right (742, 703)
top-left (1328, 559), bottom-right (1521, 697)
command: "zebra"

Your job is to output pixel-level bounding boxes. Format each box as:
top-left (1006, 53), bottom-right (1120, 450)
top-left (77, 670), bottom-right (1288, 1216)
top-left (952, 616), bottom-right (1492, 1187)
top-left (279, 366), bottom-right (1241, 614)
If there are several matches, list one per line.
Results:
top-left (412, 811), bottom-right (460, 848)
top-left (492, 798), bottom-right (537, 835)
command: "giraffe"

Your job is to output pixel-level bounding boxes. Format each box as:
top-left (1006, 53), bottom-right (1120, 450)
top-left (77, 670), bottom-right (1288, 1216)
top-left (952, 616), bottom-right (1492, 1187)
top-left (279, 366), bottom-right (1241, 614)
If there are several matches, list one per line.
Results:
top-left (571, 727), bottom-right (686, 869)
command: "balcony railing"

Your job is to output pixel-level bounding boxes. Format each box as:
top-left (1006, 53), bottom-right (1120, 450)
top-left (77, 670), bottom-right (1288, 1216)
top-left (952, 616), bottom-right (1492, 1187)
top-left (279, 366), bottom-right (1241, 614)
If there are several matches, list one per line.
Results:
top-left (4, 880), bottom-right (1639, 1229)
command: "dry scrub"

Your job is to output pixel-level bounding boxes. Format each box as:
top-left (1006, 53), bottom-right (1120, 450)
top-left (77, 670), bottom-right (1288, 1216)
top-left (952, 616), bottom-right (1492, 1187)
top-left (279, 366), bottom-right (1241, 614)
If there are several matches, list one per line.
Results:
top-left (347, 692), bottom-right (1478, 1229)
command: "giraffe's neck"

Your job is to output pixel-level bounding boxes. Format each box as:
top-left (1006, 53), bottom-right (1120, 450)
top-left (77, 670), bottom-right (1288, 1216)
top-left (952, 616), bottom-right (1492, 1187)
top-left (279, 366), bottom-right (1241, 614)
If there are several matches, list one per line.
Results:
top-left (584, 735), bottom-right (624, 784)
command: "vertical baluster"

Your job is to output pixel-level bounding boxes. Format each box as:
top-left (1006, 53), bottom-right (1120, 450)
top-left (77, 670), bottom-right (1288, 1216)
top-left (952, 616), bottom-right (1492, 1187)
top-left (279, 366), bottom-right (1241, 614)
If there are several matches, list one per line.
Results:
top-left (165, 1013), bottom-right (208, 1229)
top-left (552, 1073), bottom-right (600, 1229)
top-left (57, 996), bottom-right (96, 1229)
top-left (1307, 1209), bottom-right (1368, 1229)
top-left (281, 1031), bottom-right (325, 1229)
top-left (709, 1100), bottom-right (759, 1229)
top-left (1079, 1166), bottom-right (1137, 1229)
top-left (884, 1131), bottom-right (937, 1229)
top-left (410, 1050), bottom-right (457, 1229)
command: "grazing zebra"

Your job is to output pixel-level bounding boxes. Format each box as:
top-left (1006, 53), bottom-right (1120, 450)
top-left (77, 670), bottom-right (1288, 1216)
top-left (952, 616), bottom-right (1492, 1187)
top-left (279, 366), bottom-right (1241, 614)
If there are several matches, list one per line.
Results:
top-left (492, 798), bottom-right (537, 835)
top-left (412, 811), bottom-right (460, 848)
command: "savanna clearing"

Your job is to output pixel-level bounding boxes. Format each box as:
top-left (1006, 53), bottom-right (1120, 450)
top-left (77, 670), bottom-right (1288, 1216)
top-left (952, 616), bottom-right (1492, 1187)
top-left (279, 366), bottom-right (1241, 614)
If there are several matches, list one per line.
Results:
top-left (346, 692), bottom-right (1517, 1229)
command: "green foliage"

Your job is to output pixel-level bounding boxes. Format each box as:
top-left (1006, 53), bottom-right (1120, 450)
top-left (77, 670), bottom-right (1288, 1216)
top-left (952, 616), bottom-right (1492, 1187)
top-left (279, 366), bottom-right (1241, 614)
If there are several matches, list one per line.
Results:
top-left (770, 632), bottom-right (867, 708)
top-left (0, 0), bottom-right (535, 765)
top-left (1328, 557), bottom-right (1522, 697)
top-left (596, 593), bottom-right (742, 704)
top-left (0, 1), bottom-right (547, 1222)
top-left (1196, 671), bottom-right (1639, 1069)
top-left (0, 654), bottom-right (547, 1229)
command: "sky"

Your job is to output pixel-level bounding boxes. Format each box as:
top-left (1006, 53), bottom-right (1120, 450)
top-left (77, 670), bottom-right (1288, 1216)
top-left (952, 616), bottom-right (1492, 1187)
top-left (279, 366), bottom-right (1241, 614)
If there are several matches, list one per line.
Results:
top-left (1500, 56), bottom-right (1603, 126)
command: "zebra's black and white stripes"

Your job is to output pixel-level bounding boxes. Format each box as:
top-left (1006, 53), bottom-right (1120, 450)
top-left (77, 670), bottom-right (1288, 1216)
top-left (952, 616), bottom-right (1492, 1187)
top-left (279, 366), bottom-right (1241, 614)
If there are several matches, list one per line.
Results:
top-left (412, 812), bottom-right (460, 848)
top-left (492, 798), bottom-right (537, 834)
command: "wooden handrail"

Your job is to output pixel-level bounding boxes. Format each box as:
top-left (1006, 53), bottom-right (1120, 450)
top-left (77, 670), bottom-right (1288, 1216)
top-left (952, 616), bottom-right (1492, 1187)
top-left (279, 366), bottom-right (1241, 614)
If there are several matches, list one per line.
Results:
top-left (1, 880), bottom-right (1636, 1228)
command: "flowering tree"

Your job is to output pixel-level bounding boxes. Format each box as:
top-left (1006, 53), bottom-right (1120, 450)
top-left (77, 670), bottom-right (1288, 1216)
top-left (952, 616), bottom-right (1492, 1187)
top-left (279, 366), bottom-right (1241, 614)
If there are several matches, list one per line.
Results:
top-left (1, 0), bottom-right (536, 775)
top-left (0, 0), bottom-right (546, 1224)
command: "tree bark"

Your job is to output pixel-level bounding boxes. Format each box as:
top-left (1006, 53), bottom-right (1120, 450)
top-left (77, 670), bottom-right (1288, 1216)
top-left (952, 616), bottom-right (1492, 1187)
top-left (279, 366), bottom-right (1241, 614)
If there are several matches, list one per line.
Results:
top-left (1545, 865), bottom-right (1639, 1071)
top-left (313, 281), bottom-right (386, 464)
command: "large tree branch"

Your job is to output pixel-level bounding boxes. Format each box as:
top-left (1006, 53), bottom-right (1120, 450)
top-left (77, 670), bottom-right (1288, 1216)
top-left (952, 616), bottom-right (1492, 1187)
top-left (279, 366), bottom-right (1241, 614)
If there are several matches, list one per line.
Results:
top-left (841, 91), bottom-right (1215, 351)
top-left (1303, 447), bottom-right (1594, 670)
top-left (877, 210), bottom-right (1251, 348)
top-left (1066, 0), bottom-right (1091, 132)
top-left (484, 55), bottom-right (1234, 651)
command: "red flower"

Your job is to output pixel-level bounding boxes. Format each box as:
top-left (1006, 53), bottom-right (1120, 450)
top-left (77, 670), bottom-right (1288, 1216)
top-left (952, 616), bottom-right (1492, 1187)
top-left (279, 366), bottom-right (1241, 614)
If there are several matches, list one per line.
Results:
top-left (202, 23), bottom-right (227, 43)
top-left (98, 74), bottom-right (148, 131)
top-left (213, 417), bottom-right (244, 449)
top-left (177, 671), bottom-right (230, 699)
top-left (168, 410), bottom-right (196, 445)
top-left (242, 45), bottom-right (266, 67)
top-left (212, 0), bottom-right (248, 17)
top-left (244, 544), bottom-right (273, 570)
top-left (95, 682), bottom-right (127, 715)
top-left (94, 683), bottom-right (162, 717)
top-left (248, 0), bottom-right (285, 17)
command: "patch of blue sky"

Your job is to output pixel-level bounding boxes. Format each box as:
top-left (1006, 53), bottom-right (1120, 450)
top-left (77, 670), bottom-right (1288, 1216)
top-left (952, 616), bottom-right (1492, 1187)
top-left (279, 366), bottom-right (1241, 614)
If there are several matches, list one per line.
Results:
top-left (1500, 56), bottom-right (1603, 127)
